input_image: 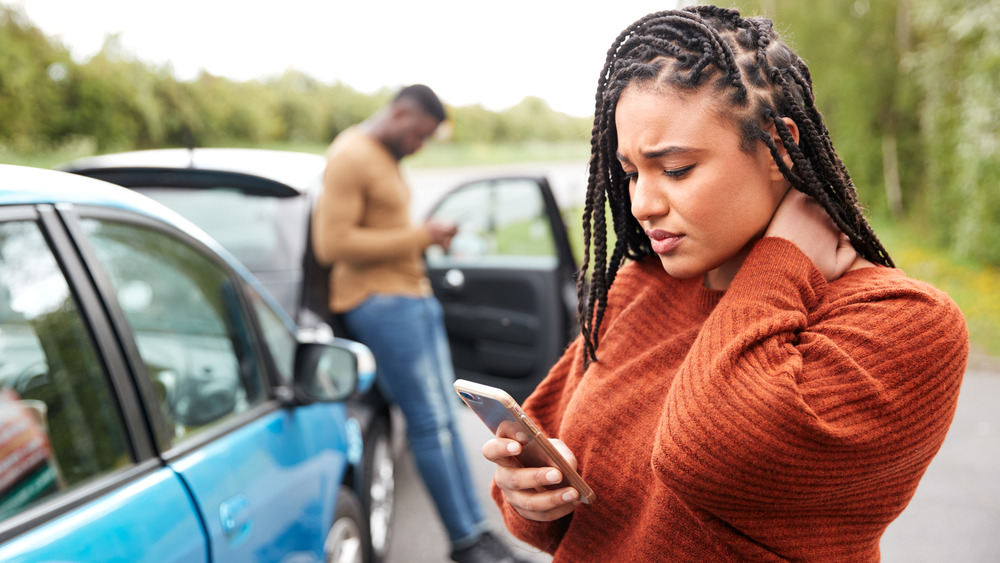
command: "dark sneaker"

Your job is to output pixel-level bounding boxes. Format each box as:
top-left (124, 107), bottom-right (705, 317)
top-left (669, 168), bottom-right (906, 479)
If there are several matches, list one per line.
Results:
top-left (450, 531), bottom-right (531, 563)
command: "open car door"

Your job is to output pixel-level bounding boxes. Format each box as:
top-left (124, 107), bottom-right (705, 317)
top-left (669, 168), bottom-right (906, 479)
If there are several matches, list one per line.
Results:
top-left (424, 176), bottom-right (578, 402)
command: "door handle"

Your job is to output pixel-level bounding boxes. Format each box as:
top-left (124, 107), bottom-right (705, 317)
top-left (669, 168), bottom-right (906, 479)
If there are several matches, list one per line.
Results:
top-left (442, 269), bottom-right (465, 291)
top-left (219, 494), bottom-right (251, 544)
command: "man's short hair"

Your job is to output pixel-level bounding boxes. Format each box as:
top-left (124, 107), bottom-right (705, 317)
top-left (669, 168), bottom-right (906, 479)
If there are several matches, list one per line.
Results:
top-left (394, 84), bottom-right (447, 122)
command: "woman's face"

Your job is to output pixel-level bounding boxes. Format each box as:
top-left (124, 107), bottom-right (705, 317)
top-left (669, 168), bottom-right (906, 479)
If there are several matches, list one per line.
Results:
top-left (615, 84), bottom-right (789, 289)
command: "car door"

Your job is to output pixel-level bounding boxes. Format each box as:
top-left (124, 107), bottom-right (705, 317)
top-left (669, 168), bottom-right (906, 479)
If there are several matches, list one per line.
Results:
top-left (0, 205), bottom-right (207, 562)
top-left (424, 176), bottom-right (578, 402)
top-left (66, 207), bottom-right (359, 562)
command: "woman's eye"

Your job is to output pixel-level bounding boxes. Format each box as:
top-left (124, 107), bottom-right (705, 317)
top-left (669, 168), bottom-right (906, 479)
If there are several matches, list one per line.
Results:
top-left (665, 164), bottom-right (695, 178)
top-left (624, 172), bottom-right (638, 182)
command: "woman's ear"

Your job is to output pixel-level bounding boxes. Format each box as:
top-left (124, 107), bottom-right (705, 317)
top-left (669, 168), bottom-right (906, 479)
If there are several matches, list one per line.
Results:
top-left (768, 117), bottom-right (800, 179)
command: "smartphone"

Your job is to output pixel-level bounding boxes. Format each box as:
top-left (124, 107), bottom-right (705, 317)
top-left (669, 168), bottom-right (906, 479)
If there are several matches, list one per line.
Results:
top-left (453, 379), bottom-right (595, 504)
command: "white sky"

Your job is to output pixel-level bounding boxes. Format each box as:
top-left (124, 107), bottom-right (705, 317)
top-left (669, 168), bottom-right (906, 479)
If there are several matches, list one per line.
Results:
top-left (14, 0), bottom-right (681, 117)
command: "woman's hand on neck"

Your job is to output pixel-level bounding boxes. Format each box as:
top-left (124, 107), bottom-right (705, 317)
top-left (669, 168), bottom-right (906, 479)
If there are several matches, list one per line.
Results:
top-left (765, 189), bottom-right (871, 282)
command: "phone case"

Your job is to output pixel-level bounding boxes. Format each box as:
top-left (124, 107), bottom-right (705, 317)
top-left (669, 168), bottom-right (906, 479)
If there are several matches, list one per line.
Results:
top-left (453, 379), bottom-right (596, 504)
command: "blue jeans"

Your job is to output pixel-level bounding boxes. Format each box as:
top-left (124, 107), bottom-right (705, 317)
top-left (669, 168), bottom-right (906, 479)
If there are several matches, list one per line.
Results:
top-left (343, 294), bottom-right (486, 548)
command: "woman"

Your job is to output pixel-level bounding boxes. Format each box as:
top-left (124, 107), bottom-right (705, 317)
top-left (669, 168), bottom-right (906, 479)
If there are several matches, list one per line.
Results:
top-left (482, 6), bottom-right (968, 561)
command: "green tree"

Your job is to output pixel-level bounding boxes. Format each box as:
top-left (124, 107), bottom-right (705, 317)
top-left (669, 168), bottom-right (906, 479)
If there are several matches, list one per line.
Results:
top-left (909, 0), bottom-right (1000, 264)
top-left (0, 2), bottom-right (591, 171)
top-left (450, 104), bottom-right (503, 143)
top-left (0, 5), bottom-right (74, 151)
top-left (154, 77), bottom-right (202, 148)
top-left (320, 83), bottom-right (388, 141)
top-left (499, 97), bottom-right (590, 143)
top-left (267, 70), bottom-right (330, 143)
top-left (58, 36), bottom-right (168, 151)
top-left (183, 72), bottom-right (283, 146)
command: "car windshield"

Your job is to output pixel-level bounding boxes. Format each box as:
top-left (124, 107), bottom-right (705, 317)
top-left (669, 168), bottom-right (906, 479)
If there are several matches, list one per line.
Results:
top-left (133, 187), bottom-right (308, 273)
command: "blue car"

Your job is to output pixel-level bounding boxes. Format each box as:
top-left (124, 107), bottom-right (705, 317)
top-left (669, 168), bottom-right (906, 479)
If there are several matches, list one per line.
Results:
top-left (0, 164), bottom-right (378, 562)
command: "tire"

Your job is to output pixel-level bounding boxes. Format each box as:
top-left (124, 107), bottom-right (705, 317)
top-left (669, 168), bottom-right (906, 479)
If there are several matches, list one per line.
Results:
top-left (361, 415), bottom-right (395, 563)
top-left (324, 486), bottom-right (366, 563)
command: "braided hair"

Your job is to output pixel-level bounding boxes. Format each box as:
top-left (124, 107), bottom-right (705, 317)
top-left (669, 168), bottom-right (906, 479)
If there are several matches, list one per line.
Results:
top-left (578, 5), bottom-right (893, 365)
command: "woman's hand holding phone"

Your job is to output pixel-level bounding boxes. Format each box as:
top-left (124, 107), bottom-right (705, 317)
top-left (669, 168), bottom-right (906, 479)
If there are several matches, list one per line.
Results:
top-left (454, 379), bottom-right (593, 522)
top-left (482, 429), bottom-right (582, 522)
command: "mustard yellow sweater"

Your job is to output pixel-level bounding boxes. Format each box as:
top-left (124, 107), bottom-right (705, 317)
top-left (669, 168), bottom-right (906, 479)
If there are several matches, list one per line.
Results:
top-left (494, 237), bottom-right (968, 561)
top-left (312, 127), bottom-right (433, 312)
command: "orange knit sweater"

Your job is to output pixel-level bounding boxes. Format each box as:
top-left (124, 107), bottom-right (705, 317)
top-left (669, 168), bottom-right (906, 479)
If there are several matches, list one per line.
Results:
top-left (492, 237), bottom-right (968, 561)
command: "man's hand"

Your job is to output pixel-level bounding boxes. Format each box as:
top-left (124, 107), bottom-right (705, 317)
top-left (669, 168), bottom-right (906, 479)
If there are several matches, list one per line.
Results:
top-left (425, 220), bottom-right (458, 251)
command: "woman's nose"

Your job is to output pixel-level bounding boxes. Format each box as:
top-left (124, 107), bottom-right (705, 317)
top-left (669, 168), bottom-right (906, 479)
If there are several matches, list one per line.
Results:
top-left (630, 175), bottom-right (669, 222)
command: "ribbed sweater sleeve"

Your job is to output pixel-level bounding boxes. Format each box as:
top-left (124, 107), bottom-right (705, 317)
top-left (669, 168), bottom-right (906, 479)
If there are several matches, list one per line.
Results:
top-left (652, 237), bottom-right (968, 559)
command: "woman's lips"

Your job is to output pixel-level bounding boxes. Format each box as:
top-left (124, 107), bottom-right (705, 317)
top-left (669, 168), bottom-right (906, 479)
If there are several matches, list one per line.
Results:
top-left (646, 229), bottom-right (684, 254)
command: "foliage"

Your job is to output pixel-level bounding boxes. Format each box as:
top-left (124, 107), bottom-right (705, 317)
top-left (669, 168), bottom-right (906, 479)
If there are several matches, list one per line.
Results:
top-left (0, 6), bottom-right (73, 152)
top-left (58, 37), bottom-right (169, 151)
top-left (0, 3), bottom-right (589, 161)
top-left (908, 0), bottom-right (1000, 264)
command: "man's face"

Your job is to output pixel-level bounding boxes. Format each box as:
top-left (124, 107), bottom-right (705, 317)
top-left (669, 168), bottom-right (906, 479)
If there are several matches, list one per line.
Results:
top-left (386, 105), bottom-right (440, 160)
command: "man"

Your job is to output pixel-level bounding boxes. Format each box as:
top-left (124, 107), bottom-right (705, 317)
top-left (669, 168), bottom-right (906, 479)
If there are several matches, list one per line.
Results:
top-left (312, 85), bottom-right (527, 563)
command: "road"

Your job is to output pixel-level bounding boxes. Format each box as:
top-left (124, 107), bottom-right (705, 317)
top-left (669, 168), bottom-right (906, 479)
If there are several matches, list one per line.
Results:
top-left (384, 364), bottom-right (1000, 562)
top-left (879, 359), bottom-right (1000, 561)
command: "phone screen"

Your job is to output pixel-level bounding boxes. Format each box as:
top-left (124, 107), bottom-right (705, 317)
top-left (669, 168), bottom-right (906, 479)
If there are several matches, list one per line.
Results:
top-left (456, 390), bottom-right (547, 466)
top-left (456, 390), bottom-right (524, 434)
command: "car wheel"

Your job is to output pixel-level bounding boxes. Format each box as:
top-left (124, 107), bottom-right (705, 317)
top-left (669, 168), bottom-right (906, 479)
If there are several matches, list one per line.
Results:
top-left (324, 486), bottom-right (366, 563)
top-left (362, 416), bottom-right (395, 563)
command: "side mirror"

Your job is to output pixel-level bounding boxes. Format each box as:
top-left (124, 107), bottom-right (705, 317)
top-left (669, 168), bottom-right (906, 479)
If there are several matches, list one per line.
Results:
top-left (292, 338), bottom-right (376, 403)
top-left (333, 338), bottom-right (376, 394)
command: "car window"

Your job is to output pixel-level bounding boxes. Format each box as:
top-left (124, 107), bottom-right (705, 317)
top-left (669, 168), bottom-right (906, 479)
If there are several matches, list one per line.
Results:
top-left (425, 178), bottom-right (558, 266)
top-left (0, 221), bottom-right (130, 520)
top-left (79, 219), bottom-right (267, 448)
top-left (245, 285), bottom-right (296, 383)
top-left (132, 188), bottom-right (308, 273)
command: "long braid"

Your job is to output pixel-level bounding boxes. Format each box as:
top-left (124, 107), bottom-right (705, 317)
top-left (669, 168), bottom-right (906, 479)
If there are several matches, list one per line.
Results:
top-left (578, 6), bottom-right (894, 366)
top-left (767, 61), bottom-right (895, 266)
top-left (779, 65), bottom-right (894, 266)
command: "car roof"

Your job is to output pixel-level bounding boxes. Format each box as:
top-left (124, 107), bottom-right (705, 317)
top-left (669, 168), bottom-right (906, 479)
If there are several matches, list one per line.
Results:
top-left (0, 163), bottom-right (297, 330)
top-left (59, 148), bottom-right (327, 194)
top-left (0, 162), bottom-right (231, 260)
top-left (1, 163), bottom-right (184, 216)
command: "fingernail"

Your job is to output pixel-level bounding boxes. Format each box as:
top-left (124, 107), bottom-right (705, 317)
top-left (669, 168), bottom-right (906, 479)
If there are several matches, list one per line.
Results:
top-left (562, 490), bottom-right (578, 502)
top-left (546, 470), bottom-right (560, 483)
top-left (506, 442), bottom-right (519, 453)
top-left (515, 432), bottom-right (529, 443)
